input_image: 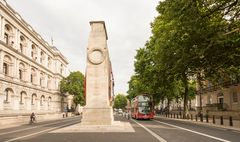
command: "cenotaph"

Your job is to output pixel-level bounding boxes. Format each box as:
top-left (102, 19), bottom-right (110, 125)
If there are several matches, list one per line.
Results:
top-left (81, 21), bottom-right (114, 125)
top-left (50, 21), bottom-right (134, 132)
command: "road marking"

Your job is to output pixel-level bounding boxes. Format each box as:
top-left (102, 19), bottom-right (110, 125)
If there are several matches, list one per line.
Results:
top-left (154, 120), bottom-right (231, 142)
top-left (0, 117), bottom-right (79, 136)
top-left (132, 119), bottom-right (167, 142)
top-left (4, 121), bottom-right (77, 142)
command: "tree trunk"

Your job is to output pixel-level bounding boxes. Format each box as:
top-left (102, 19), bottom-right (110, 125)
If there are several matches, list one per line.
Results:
top-left (183, 74), bottom-right (189, 119)
top-left (197, 72), bottom-right (203, 116)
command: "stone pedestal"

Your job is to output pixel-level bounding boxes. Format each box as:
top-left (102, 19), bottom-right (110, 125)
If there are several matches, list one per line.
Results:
top-left (81, 21), bottom-right (114, 125)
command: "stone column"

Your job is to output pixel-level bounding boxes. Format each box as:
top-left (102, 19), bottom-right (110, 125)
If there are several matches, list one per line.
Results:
top-left (82, 21), bottom-right (114, 125)
top-left (0, 49), bottom-right (3, 76)
top-left (0, 16), bottom-right (5, 41)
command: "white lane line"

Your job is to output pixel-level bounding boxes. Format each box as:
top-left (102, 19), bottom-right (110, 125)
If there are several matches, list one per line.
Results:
top-left (4, 121), bottom-right (77, 142)
top-left (154, 120), bottom-right (231, 142)
top-left (132, 119), bottom-right (167, 142)
top-left (0, 118), bottom-right (78, 136)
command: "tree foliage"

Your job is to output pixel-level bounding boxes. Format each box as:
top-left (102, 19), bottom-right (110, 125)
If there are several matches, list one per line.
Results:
top-left (113, 94), bottom-right (128, 110)
top-left (128, 0), bottom-right (240, 118)
top-left (60, 71), bottom-right (85, 106)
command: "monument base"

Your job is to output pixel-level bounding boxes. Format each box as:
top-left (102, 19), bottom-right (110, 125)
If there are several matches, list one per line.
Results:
top-left (81, 106), bottom-right (114, 125)
top-left (50, 121), bottom-right (135, 133)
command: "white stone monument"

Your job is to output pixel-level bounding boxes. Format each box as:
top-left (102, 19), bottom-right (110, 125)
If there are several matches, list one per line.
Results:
top-left (50, 21), bottom-right (134, 132)
top-left (81, 21), bottom-right (114, 125)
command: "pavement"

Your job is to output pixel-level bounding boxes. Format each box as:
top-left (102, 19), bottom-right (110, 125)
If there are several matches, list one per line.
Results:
top-left (155, 115), bottom-right (240, 132)
top-left (51, 120), bottom-right (135, 133)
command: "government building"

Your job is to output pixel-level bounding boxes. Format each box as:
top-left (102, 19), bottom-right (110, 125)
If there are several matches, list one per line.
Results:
top-left (0, 0), bottom-right (70, 120)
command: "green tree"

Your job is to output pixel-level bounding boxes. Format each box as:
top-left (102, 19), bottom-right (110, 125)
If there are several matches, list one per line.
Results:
top-left (60, 71), bottom-right (85, 106)
top-left (113, 94), bottom-right (128, 110)
top-left (128, 0), bottom-right (240, 119)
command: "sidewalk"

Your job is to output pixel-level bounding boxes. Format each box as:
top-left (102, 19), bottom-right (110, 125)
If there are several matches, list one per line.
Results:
top-left (0, 113), bottom-right (76, 130)
top-left (155, 115), bottom-right (240, 132)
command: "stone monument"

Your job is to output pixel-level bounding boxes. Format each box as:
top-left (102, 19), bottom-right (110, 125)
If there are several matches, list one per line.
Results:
top-left (49, 21), bottom-right (134, 132)
top-left (81, 21), bottom-right (114, 125)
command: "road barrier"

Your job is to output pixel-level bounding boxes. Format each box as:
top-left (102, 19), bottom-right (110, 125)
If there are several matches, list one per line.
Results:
top-left (158, 112), bottom-right (237, 127)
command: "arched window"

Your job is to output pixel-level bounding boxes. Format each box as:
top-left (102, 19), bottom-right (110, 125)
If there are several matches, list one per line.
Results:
top-left (40, 72), bottom-right (44, 86)
top-left (19, 35), bottom-right (27, 54)
top-left (31, 94), bottom-right (37, 105)
top-left (3, 63), bottom-right (8, 75)
top-left (48, 57), bottom-right (51, 68)
top-left (47, 76), bottom-right (51, 89)
top-left (4, 24), bottom-right (13, 45)
top-left (40, 51), bottom-right (44, 64)
top-left (31, 44), bottom-right (37, 60)
top-left (48, 97), bottom-right (52, 106)
top-left (4, 89), bottom-right (9, 102)
top-left (19, 63), bottom-right (25, 80)
top-left (20, 91), bottom-right (26, 104)
top-left (40, 95), bottom-right (45, 106)
top-left (31, 68), bottom-right (36, 84)
top-left (4, 88), bottom-right (13, 102)
top-left (3, 55), bottom-right (12, 76)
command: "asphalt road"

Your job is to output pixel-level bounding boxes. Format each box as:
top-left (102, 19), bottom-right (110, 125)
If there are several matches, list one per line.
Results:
top-left (0, 115), bottom-right (239, 142)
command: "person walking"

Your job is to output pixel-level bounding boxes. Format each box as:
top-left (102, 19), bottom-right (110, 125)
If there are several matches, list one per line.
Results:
top-left (30, 112), bottom-right (36, 124)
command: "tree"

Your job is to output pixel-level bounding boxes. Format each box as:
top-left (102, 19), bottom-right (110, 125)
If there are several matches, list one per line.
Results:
top-left (128, 0), bottom-right (240, 119)
top-left (60, 71), bottom-right (85, 106)
top-left (113, 94), bottom-right (128, 110)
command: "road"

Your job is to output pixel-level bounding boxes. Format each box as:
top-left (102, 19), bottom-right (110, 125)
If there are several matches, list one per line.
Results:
top-left (0, 115), bottom-right (239, 142)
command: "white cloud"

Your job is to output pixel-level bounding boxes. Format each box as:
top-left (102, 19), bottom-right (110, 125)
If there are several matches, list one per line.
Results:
top-left (7, 0), bottom-right (159, 94)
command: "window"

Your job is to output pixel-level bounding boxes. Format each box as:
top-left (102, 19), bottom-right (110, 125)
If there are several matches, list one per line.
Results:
top-left (3, 63), bottom-right (8, 75)
top-left (233, 92), bottom-right (238, 103)
top-left (30, 74), bottom-right (33, 83)
top-left (20, 92), bottom-right (24, 104)
top-left (40, 73), bottom-right (44, 86)
top-left (19, 69), bottom-right (23, 80)
top-left (47, 76), bottom-right (51, 89)
top-left (4, 33), bottom-right (9, 44)
top-left (48, 57), bottom-right (51, 68)
top-left (31, 94), bottom-right (37, 105)
top-left (31, 69), bottom-right (36, 84)
top-left (40, 51), bottom-right (44, 63)
top-left (31, 45), bottom-right (37, 60)
top-left (40, 95), bottom-right (45, 106)
top-left (4, 24), bottom-right (13, 46)
top-left (60, 64), bottom-right (64, 74)
top-left (48, 97), bottom-right (51, 106)
top-left (20, 43), bottom-right (23, 53)
top-left (3, 55), bottom-right (12, 76)
top-left (4, 89), bottom-right (9, 102)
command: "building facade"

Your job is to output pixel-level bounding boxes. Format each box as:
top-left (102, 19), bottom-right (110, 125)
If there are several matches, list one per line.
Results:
top-left (196, 80), bottom-right (240, 112)
top-left (0, 0), bottom-right (69, 115)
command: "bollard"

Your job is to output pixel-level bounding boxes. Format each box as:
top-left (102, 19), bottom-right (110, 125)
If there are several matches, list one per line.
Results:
top-left (174, 113), bottom-right (175, 118)
top-left (171, 113), bottom-right (172, 118)
top-left (63, 114), bottom-right (65, 118)
top-left (191, 114), bottom-right (193, 120)
top-left (165, 113), bottom-right (167, 117)
top-left (213, 115), bottom-right (215, 124)
top-left (200, 114), bottom-right (203, 122)
top-left (177, 114), bottom-right (179, 119)
top-left (195, 115), bottom-right (198, 121)
top-left (206, 115), bottom-right (209, 123)
top-left (220, 116), bottom-right (223, 125)
top-left (229, 116), bottom-right (233, 126)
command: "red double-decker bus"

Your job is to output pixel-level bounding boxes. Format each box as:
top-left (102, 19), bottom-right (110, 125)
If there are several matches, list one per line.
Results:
top-left (131, 94), bottom-right (154, 119)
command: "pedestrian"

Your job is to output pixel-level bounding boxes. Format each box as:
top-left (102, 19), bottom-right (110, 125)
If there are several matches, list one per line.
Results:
top-left (30, 112), bottom-right (36, 124)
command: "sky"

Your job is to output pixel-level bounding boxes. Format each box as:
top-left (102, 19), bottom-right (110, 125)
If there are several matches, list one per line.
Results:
top-left (7, 0), bottom-right (159, 95)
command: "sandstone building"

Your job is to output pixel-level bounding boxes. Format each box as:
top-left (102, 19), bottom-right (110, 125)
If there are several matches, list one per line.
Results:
top-left (0, 0), bottom-right (69, 116)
